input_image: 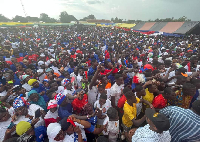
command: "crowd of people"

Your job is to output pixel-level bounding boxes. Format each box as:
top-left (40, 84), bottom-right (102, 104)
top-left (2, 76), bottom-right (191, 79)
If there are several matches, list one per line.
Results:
top-left (0, 25), bottom-right (199, 142)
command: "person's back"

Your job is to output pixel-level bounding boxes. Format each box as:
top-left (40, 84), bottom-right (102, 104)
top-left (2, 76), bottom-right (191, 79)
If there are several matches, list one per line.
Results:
top-left (160, 105), bottom-right (200, 142)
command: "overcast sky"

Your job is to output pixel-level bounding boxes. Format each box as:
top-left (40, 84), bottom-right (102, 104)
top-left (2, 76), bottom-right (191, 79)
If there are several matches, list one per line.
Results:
top-left (1, 0), bottom-right (200, 21)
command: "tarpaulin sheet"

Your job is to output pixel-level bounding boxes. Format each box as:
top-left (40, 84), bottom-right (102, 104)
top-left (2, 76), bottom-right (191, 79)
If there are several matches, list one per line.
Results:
top-left (173, 21), bottom-right (200, 34)
top-left (160, 22), bottom-right (184, 33)
top-left (132, 22), bottom-right (146, 30)
top-left (149, 22), bottom-right (168, 31)
top-left (139, 22), bottom-right (156, 30)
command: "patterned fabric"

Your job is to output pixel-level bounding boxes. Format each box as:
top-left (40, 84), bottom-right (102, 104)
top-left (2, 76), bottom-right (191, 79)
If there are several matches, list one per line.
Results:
top-left (54, 93), bottom-right (66, 105)
top-left (132, 124), bottom-right (171, 142)
top-left (13, 94), bottom-right (29, 109)
top-left (61, 78), bottom-right (71, 86)
top-left (175, 89), bottom-right (193, 108)
top-left (160, 106), bottom-right (200, 142)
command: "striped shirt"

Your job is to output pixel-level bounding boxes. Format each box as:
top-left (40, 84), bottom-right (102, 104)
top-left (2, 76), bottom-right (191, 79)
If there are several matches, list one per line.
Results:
top-left (160, 106), bottom-right (200, 142)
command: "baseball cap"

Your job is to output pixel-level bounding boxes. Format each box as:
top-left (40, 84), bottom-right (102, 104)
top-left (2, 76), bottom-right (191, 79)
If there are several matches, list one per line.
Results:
top-left (47, 100), bottom-right (58, 109)
top-left (145, 108), bottom-right (170, 132)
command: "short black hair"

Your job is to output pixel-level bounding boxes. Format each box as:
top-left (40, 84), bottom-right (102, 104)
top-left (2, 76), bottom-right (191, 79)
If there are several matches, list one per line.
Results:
top-left (96, 136), bottom-right (109, 142)
top-left (164, 87), bottom-right (172, 94)
top-left (91, 59), bottom-right (97, 64)
top-left (123, 87), bottom-right (131, 94)
top-left (107, 107), bottom-right (118, 120)
top-left (183, 83), bottom-right (195, 91)
top-left (164, 60), bottom-right (172, 66)
top-left (125, 91), bottom-right (135, 99)
top-left (100, 93), bottom-right (107, 100)
top-left (115, 74), bottom-right (122, 80)
top-left (152, 70), bottom-right (160, 75)
top-left (177, 67), bottom-right (187, 74)
top-left (98, 84), bottom-right (106, 89)
top-left (135, 85), bottom-right (143, 92)
top-left (49, 80), bottom-right (57, 87)
top-left (176, 75), bottom-right (187, 80)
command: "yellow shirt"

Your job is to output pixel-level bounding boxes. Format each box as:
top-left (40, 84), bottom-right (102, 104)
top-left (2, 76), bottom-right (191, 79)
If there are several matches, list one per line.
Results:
top-left (143, 88), bottom-right (154, 108)
top-left (122, 98), bottom-right (140, 128)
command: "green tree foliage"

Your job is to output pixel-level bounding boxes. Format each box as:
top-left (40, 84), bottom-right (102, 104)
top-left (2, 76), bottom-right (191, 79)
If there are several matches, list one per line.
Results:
top-left (12, 15), bottom-right (28, 23)
top-left (0, 14), bottom-right (10, 22)
top-left (59, 11), bottom-right (77, 23)
top-left (80, 14), bottom-right (96, 21)
top-left (111, 17), bottom-right (123, 23)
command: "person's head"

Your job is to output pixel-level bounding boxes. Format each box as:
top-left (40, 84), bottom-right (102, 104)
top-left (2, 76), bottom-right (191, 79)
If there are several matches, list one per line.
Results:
top-left (43, 79), bottom-right (49, 88)
top-left (49, 80), bottom-right (58, 91)
top-left (175, 67), bottom-right (187, 76)
top-left (191, 100), bottom-right (200, 115)
top-left (23, 59), bottom-right (29, 66)
top-left (164, 60), bottom-right (172, 68)
top-left (60, 117), bottom-right (77, 135)
top-left (99, 92), bottom-right (107, 106)
top-left (82, 103), bottom-right (93, 115)
top-left (145, 108), bottom-right (170, 133)
top-left (55, 93), bottom-right (69, 106)
top-left (16, 63), bottom-right (23, 71)
top-left (32, 80), bottom-right (39, 88)
top-left (115, 74), bottom-right (124, 86)
top-left (107, 107), bottom-right (118, 121)
top-left (47, 100), bottom-right (58, 113)
top-left (91, 59), bottom-right (98, 67)
top-left (98, 84), bottom-right (106, 94)
top-left (76, 88), bottom-right (85, 100)
top-left (176, 75), bottom-right (187, 85)
top-left (125, 91), bottom-right (137, 104)
top-left (99, 75), bottom-right (108, 85)
top-left (16, 121), bottom-right (34, 136)
top-left (0, 107), bottom-right (11, 122)
top-left (182, 83), bottom-right (196, 97)
top-left (61, 79), bottom-right (72, 90)
top-left (47, 72), bottom-right (54, 80)
top-left (191, 79), bottom-right (200, 89)
top-left (96, 136), bottom-right (109, 142)
top-left (163, 87), bottom-right (176, 100)
top-left (123, 86), bottom-right (132, 95)
top-left (28, 90), bottom-right (39, 102)
top-left (47, 123), bottom-right (65, 141)
top-left (11, 57), bottom-right (17, 63)
top-left (28, 79), bottom-right (38, 87)
top-left (13, 95), bottom-right (28, 116)
top-left (135, 85), bottom-right (145, 97)
top-left (147, 84), bottom-right (158, 93)
top-left (25, 68), bottom-right (33, 76)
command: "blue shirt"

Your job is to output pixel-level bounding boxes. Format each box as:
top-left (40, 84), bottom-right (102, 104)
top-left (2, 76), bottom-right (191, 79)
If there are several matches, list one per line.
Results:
top-left (32, 84), bottom-right (49, 103)
top-left (160, 106), bottom-right (200, 142)
top-left (88, 67), bottom-right (97, 76)
top-left (85, 116), bottom-right (97, 133)
top-left (58, 104), bottom-right (72, 119)
top-left (190, 90), bottom-right (199, 108)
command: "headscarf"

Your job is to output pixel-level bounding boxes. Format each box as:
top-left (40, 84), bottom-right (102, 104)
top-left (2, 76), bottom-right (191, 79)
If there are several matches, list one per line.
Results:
top-left (61, 78), bottom-right (71, 86)
top-left (47, 123), bottom-right (61, 141)
top-left (13, 94), bottom-right (28, 109)
top-left (28, 79), bottom-right (37, 86)
top-left (16, 121), bottom-right (31, 136)
top-left (28, 90), bottom-right (47, 111)
top-left (19, 75), bottom-right (29, 81)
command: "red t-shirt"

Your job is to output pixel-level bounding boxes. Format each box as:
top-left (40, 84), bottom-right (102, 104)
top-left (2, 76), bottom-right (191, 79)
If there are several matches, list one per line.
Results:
top-left (105, 52), bottom-right (110, 59)
top-left (72, 94), bottom-right (88, 114)
top-left (27, 54), bottom-right (39, 63)
top-left (17, 57), bottom-right (24, 62)
top-left (117, 95), bottom-right (127, 109)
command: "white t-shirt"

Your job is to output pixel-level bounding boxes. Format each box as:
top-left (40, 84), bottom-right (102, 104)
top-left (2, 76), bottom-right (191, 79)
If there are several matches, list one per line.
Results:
top-left (132, 124), bottom-right (171, 142)
top-left (88, 86), bottom-right (98, 105)
top-left (94, 99), bottom-right (111, 125)
top-left (0, 90), bottom-right (7, 97)
top-left (56, 86), bottom-right (65, 94)
top-left (135, 93), bottom-right (142, 117)
top-left (110, 83), bottom-right (124, 106)
top-left (77, 75), bottom-right (83, 88)
top-left (22, 83), bottom-right (32, 92)
top-left (37, 69), bottom-right (46, 84)
top-left (63, 123), bottom-right (87, 142)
